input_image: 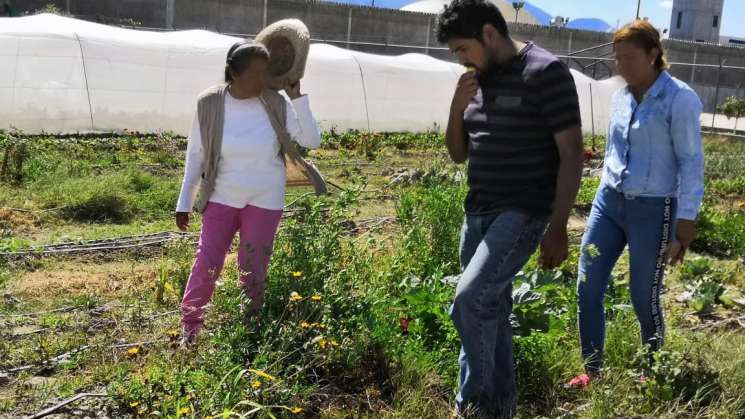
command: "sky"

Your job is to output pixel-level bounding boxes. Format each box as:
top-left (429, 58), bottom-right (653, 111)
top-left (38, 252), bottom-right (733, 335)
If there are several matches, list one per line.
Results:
top-left (330, 0), bottom-right (745, 38)
top-left (526, 0), bottom-right (745, 38)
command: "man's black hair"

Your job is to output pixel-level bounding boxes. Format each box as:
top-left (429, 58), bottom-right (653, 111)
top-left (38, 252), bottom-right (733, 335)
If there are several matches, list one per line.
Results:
top-left (435, 0), bottom-right (509, 44)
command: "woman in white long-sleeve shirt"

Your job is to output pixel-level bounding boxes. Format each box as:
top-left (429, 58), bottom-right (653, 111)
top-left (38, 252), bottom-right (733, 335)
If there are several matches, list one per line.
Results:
top-left (175, 42), bottom-right (321, 345)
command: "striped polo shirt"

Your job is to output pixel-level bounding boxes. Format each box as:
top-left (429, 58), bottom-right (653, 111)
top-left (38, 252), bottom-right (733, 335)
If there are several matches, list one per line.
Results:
top-left (463, 42), bottom-right (581, 220)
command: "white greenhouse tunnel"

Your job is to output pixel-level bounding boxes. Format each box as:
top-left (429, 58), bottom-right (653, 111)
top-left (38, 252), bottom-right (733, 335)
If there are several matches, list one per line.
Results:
top-left (1, 14), bottom-right (623, 136)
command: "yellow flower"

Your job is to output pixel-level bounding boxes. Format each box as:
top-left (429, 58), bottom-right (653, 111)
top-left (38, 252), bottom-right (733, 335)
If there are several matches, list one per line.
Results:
top-left (248, 369), bottom-right (276, 381)
top-left (126, 346), bottom-right (141, 356)
top-left (311, 335), bottom-right (328, 348)
top-left (330, 339), bottom-right (340, 347)
top-left (300, 321), bottom-right (312, 329)
top-left (129, 401), bottom-right (140, 407)
top-left (179, 407), bottom-right (190, 415)
top-left (167, 329), bottom-right (180, 338)
top-left (290, 407), bottom-right (303, 414)
top-left (252, 380), bottom-right (262, 389)
top-left (206, 417), bottom-right (213, 419)
top-left (292, 271), bottom-right (303, 278)
top-left (289, 292), bottom-right (303, 302)
top-left (311, 294), bottom-right (322, 302)
top-left (311, 323), bottom-right (326, 330)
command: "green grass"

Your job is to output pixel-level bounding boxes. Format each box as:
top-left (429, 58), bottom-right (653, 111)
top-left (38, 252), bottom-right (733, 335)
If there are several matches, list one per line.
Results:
top-left (1, 131), bottom-right (744, 417)
top-left (693, 206), bottom-right (745, 258)
top-left (576, 176), bottom-right (601, 207)
top-left (707, 176), bottom-right (745, 198)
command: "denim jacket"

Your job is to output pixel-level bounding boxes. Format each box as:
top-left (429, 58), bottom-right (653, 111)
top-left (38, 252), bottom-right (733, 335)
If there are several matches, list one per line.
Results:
top-left (602, 71), bottom-right (704, 220)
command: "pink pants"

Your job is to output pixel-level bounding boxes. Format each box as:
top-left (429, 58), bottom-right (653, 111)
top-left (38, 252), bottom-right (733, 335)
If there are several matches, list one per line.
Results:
top-left (181, 201), bottom-right (283, 336)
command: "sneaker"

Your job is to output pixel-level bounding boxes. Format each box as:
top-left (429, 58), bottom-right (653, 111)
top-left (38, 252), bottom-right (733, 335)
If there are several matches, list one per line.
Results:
top-left (566, 373), bottom-right (593, 389)
top-left (178, 333), bottom-right (197, 350)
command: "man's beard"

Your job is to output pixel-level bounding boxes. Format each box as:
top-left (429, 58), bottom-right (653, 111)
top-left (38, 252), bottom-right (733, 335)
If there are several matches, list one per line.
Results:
top-left (477, 48), bottom-right (503, 77)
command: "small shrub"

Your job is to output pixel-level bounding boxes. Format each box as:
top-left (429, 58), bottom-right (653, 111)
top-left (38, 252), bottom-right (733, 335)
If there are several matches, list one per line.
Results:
top-left (33, 4), bottom-right (65, 15)
top-left (396, 274), bottom-right (459, 350)
top-left (514, 333), bottom-right (565, 413)
top-left (677, 257), bottom-right (738, 313)
top-left (64, 191), bottom-right (134, 224)
top-left (511, 269), bottom-right (574, 337)
top-left (395, 180), bottom-right (466, 279)
top-left (693, 207), bottom-right (745, 257)
top-left (0, 141), bottom-right (28, 184)
top-left (637, 347), bottom-right (722, 407)
top-left (129, 171), bottom-right (154, 193)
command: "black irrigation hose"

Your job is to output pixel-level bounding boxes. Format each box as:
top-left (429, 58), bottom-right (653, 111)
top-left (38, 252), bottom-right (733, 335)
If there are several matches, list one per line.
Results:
top-left (0, 306), bottom-right (76, 318)
top-left (1, 340), bottom-right (162, 375)
top-left (25, 392), bottom-right (110, 419)
top-left (0, 211), bottom-right (398, 258)
top-left (0, 232), bottom-right (198, 258)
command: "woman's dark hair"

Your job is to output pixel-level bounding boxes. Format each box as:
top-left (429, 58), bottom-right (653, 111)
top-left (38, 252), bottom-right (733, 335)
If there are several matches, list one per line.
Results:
top-left (224, 41), bottom-right (270, 83)
top-left (436, 0), bottom-right (509, 44)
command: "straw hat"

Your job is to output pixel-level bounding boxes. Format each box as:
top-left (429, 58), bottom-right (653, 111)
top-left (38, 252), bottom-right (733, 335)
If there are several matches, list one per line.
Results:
top-left (255, 19), bottom-right (310, 90)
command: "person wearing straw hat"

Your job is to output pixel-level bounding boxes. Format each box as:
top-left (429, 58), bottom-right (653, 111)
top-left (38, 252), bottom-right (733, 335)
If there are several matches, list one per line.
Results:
top-left (175, 20), bottom-right (325, 347)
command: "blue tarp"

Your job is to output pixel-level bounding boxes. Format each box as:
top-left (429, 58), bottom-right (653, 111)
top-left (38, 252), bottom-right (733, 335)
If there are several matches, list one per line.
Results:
top-left (566, 17), bottom-right (613, 32)
top-left (523, 2), bottom-right (552, 26)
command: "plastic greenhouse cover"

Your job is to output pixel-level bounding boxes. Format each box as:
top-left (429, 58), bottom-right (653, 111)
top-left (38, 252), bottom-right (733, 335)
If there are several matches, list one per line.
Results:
top-left (1, 14), bottom-right (621, 135)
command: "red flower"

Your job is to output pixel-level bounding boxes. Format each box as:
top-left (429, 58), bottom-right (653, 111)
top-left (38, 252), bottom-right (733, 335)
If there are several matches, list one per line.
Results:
top-left (399, 317), bottom-right (411, 335)
top-left (584, 150), bottom-right (594, 161)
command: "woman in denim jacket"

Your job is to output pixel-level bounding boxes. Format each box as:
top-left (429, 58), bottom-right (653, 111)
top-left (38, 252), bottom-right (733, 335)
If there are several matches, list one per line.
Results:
top-left (569, 20), bottom-right (705, 388)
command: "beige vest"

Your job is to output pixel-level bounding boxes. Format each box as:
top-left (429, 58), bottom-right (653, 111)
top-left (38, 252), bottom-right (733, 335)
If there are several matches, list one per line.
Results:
top-left (195, 84), bottom-right (327, 213)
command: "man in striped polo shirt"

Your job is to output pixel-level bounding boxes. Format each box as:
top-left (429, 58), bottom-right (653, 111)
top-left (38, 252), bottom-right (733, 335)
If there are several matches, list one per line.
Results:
top-left (436, 0), bottom-right (584, 417)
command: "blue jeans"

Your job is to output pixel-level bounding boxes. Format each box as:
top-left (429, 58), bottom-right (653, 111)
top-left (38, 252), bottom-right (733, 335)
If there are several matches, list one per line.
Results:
top-left (450, 211), bottom-right (547, 418)
top-left (578, 186), bottom-right (677, 373)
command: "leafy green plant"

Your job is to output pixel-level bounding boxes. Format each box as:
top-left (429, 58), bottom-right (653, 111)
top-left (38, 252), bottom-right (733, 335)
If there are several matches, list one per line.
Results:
top-left (693, 207), bottom-right (745, 257)
top-left (685, 280), bottom-right (725, 314)
top-left (321, 131), bottom-right (444, 152)
top-left (394, 180), bottom-right (466, 279)
top-left (636, 347), bottom-right (722, 407)
top-left (681, 257), bottom-right (714, 278)
top-left (511, 269), bottom-right (574, 337)
top-left (395, 274), bottom-right (459, 350)
top-left (513, 332), bottom-right (566, 412)
top-left (677, 257), bottom-right (742, 313)
top-left (0, 236), bottom-right (32, 252)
